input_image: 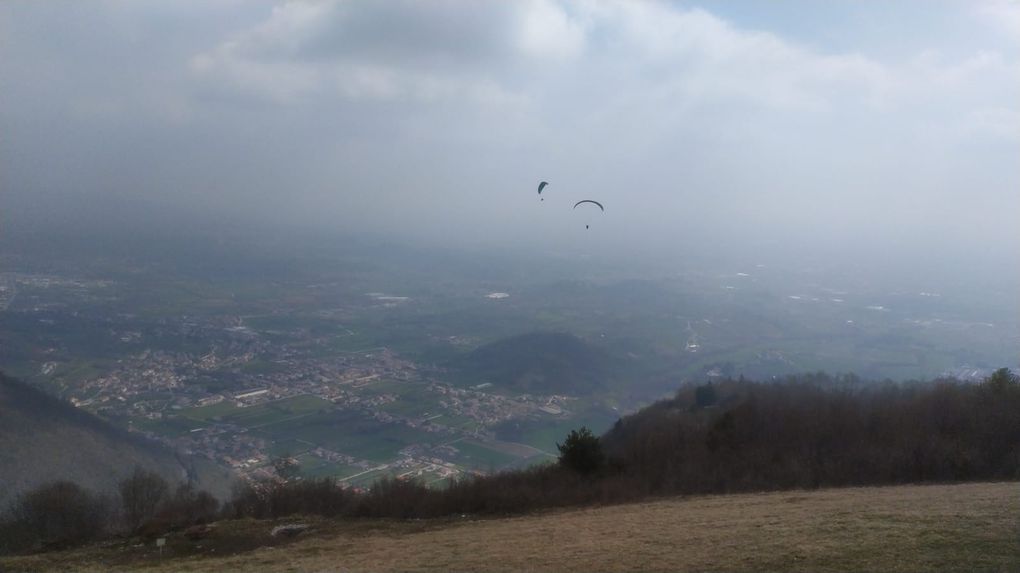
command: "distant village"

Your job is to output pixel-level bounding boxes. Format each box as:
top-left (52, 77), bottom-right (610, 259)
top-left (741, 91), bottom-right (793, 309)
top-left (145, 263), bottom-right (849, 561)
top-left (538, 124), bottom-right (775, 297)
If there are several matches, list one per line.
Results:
top-left (64, 320), bottom-right (572, 487)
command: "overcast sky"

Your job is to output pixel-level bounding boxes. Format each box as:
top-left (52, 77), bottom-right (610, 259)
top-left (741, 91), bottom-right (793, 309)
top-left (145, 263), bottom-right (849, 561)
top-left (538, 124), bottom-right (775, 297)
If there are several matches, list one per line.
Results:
top-left (2, 1), bottom-right (1017, 267)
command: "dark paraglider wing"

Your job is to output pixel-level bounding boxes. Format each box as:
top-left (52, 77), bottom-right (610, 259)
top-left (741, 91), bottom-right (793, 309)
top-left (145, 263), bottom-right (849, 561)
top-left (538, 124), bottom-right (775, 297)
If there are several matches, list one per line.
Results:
top-left (538, 181), bottom-right (549, 194)
top-left (573, 200), bottom-right (604, 211)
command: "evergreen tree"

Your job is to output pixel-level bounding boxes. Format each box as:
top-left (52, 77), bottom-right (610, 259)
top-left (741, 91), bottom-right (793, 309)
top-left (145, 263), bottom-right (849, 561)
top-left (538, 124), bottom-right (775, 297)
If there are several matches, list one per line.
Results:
top-left (557, 426), bottom-right (605, 475)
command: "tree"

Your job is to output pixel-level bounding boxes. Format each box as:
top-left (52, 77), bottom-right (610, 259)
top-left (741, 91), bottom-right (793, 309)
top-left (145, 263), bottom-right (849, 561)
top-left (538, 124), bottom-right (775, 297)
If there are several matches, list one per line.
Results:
top-left (158, 483), bottom-right (219, 527)
top-left (118, 467), bottom-right (169, 532)
top-left (695, 382), bottom-right (718, 408)
top-left (6, 481), bottom-right (113, 550)
top-left (557, 426), bottom-right (605, 475)
top-left (984, 368), bottom-right (1019, 392)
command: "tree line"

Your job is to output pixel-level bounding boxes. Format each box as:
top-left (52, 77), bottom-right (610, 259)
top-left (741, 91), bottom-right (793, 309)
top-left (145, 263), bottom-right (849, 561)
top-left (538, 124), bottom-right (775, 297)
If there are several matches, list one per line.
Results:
top-left (600, 368), bottom-right (1020, 494)
top-left (0, 469), bottom-right (218, 554)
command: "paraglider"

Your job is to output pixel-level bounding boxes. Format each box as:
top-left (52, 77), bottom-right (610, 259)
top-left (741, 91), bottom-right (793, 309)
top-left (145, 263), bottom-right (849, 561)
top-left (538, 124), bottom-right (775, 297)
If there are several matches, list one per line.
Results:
top-left (532, 180), bottom-right (605, 230)
top-left (572, 200), bottom-right (604, 211)
top-left (573, 200), bottom-right (604, 229)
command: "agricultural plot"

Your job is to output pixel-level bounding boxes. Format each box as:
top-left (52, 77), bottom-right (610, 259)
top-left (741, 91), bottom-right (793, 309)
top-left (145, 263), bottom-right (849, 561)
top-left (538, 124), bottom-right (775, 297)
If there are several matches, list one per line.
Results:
top-left (294, 453), bottom-right (363, 479)
top-left (275, 394), bottom-right (334, 415)
top-left (349, 378), bottom-right (409, 396)
top-left (223, 405), bottom-right (299, 428)
top-left (429, 413), bottom-right (480, 433)
top-left (197, 395), bottom-right (335, 429)
top-left (343, 467), bottom-right (392, 488)
top-left (266, 438), bottom-right (312, 458)
top-left (182, 400), bottom-right (239, 421)
top-left (257, 409), bottom-right (432, 463)
top-left (504, 452), bottom-right (557, 470)
top-left (450, 440), bottom-right (521, 471)
top-left (375, 383), bottom-right (445, 418)
top-left (496, 411), bottom-right (616, 454)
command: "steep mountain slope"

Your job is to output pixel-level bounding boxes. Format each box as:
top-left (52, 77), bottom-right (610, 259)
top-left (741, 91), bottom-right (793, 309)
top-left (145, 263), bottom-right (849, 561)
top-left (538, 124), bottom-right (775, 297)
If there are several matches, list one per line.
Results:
top-left (0, 372), bottom-right (232, 507)
top-left (451, 332), bottom-right (618, 395)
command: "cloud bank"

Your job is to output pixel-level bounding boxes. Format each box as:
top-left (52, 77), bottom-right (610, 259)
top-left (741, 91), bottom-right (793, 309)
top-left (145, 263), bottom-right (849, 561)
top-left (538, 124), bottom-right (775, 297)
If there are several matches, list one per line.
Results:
top-left (2, 1), bottom-right (1017, 264)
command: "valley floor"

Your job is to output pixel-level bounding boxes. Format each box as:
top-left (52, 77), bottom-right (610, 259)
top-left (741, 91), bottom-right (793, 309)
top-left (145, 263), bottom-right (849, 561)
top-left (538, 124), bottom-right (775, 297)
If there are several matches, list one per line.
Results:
top-left (4, 481), bottom-right (1018, 572)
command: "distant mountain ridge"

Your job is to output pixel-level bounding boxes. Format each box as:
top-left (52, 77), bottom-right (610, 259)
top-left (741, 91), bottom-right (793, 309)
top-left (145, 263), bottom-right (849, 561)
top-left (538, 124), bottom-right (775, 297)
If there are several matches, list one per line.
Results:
top-left (451, 332), bottom-right (617, 395)
top-left (0, 372), bottom-right (232, 507)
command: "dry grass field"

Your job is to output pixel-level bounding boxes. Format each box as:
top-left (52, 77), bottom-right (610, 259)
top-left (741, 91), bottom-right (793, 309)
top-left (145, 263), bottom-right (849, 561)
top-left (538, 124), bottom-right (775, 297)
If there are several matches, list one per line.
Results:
top-left (3, 482), bottom-right (1018, 572)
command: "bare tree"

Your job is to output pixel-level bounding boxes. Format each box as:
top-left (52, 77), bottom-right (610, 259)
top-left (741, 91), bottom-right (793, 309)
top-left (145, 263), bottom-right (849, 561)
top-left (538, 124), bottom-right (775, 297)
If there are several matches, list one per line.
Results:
top-left (118, 466), bottom-right (169, 532)
top-left (6, 481), bottom-right (112, 550)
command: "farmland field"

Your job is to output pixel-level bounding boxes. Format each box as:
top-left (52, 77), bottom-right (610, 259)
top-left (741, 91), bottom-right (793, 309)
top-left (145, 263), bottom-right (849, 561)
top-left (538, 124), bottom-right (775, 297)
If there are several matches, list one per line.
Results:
top-left (450, 439), bottom-right (520, 471)
top-left (181, 400), bottom-right (238, 421)
top-left (182, 395), bottom-right (333, 429)
top-left (255, 409), bottom-right (431, 462)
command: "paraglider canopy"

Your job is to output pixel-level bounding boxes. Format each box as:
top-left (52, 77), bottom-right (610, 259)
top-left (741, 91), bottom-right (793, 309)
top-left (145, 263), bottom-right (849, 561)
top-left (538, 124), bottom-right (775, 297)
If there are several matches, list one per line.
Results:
top-left (538, 181), bottom-right (548, 201)
top-left (572, 200), bottom-right (604, 211)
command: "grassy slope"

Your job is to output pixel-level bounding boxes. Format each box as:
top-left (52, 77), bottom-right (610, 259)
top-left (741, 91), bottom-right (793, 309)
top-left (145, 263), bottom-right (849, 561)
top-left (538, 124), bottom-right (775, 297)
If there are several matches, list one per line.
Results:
top-left (4, 482), bottom-right (1017, 572)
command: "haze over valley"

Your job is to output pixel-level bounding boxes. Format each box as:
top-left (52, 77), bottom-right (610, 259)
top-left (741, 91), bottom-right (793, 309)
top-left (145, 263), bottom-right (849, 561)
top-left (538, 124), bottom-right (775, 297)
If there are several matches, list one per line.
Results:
top-left (1, 1), bottom-right (1018, 570)
top-left (1, 228), bottom-right (1016, 493)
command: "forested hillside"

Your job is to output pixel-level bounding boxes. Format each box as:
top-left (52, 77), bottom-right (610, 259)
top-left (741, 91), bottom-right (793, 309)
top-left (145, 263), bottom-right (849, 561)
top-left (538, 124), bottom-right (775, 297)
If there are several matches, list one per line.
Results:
top-left (600, 370), bottom-right (1020, 494)
top-left (451, 332), bottom-right (619, 395)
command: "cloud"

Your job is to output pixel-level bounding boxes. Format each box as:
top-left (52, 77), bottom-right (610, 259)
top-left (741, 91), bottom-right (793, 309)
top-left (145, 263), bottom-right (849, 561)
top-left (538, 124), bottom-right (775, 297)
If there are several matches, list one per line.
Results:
top-left (518, 0), bottom-right (586, 61)
top-left (962, 106), bottom-right (1020, 139)
top-left (977, 0), bottom-right (1020, 41)
top-left (188, 0), bottom-right (1016, 123)
top-left (2, 0), bottom-right (1017, 259)
top-left (190, 0), bottom-right (581, 104)
top-left (576, 4), bottom-right (894, 112)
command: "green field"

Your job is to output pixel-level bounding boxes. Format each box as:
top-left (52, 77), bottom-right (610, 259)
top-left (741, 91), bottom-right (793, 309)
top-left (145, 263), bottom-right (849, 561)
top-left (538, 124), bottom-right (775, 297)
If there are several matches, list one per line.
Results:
top-left (451, 440), bottom-right (521, 471)
top-left (182, 394), bottom-right (333, 429)
top-left (180, 394), bottom-right (438, 467)
top-left (495, 412), bottom-right (616, 454)
top-left (428, 412), bottom-right (480, 432)
top-left (182, 400), bottom-right (239, 421)
top-left (266, 438), bottom-right (313, 458)
top-left (374, 383), bottom-right (444, 418)
top-left (294, 453), bottom-right (364, 479)
top-left (344, 467), bottom-right (392, 487)
top-left (349, 379), bottom-right (409, 396)
top-left (256, 409), bottom-right (431, 463)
